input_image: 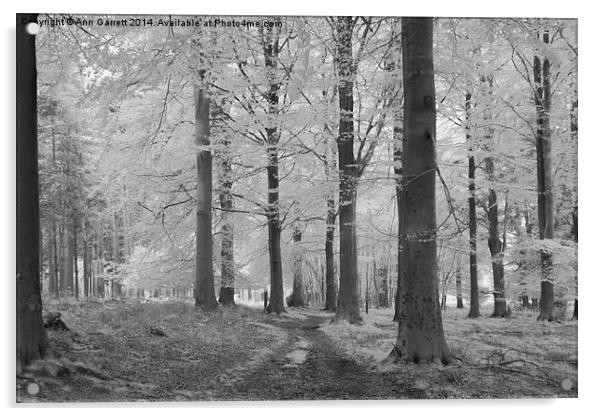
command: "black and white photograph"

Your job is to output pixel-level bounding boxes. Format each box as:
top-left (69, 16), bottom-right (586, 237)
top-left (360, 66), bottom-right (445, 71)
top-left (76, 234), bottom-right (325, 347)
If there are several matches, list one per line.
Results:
top-left (13, 5), bottom-right (583, 405)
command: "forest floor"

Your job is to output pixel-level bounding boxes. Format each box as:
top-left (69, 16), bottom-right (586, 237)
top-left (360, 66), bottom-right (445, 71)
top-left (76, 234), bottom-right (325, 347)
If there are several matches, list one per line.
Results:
top-left (17, 298), bottom-right (577, 402)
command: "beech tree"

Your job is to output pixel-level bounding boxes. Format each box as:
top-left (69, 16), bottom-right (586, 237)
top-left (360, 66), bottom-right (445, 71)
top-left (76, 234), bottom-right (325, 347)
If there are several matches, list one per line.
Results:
top-left (534, 28), bottom-right (555, 321)
top-left (17, 13), bottom-right (49, 372)
top-left (194, 72), bottom-right (218, 310)
top-left (389, 17), bottom-right (452, 364)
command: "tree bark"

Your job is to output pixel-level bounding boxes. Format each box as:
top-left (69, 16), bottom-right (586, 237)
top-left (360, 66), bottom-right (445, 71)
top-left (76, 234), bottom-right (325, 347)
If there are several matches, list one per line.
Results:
top-left (261, 24), bottom-right (286, 314)
top-left (389, 17), bottom-right (452, 364)
top-left (218, 137), bottom-right (236, 307)
top-left (194, 84), bottom-right (218, 310)
top-left (455, 265), bottom-right (464, 308)
top-left (534, 30), bottom-right (555, 321)
top-left (17, 13), bottom-right (49, 373)
top-left (324, 195), bottom-right (337, 311)
top-left (333, 16), bottom-right (362, 324)
top-left (466, 93), bottom-right (480, 318)
top-left (291, 226), bottom-right (306, 307)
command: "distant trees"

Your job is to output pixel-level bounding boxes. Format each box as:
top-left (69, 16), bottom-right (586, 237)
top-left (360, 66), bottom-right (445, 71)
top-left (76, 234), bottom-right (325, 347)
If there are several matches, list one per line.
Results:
top-left (29, 16), bottom-right (577, 327)
top-left (17, 13), bottom-right (48, 372)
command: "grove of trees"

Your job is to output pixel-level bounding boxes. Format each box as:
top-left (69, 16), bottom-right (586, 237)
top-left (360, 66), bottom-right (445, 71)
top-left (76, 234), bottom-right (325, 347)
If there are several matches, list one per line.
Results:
top-left (17, 15), bottom-right (577, 370)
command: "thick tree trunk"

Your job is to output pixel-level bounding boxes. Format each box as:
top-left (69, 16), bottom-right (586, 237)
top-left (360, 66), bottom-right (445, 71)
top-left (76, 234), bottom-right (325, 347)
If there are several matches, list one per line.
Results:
top-left (534, 30), bottom-right (556, 321)
top-left (266, 146), bottom-right (285, 313)
top-left (291, 227), bottom-right (306, 307)
top-left (389, 17), bottom-right (452, 364)
top-left (333, 17), bottom-right (362, 324)
top-left (260, 24), bottom-right (286, 314)
top-left (17, 13), bottom-right (49, 373)
top-left (194, 85), bottom-right (218, 310)
top-left (466, 93), bottom-right (480, 318)
top-left (218, 137), bottom-right (236, 307)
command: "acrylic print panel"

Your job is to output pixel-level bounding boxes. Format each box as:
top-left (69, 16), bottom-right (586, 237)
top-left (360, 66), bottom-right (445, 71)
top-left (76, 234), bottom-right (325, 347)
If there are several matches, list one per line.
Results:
top-left (16, 13), bottom-right (578, 402)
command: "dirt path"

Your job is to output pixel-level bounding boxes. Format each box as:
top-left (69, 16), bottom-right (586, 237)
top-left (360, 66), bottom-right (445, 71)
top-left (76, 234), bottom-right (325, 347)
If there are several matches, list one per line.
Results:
top-left (210, 310), bottom-right (420, 401)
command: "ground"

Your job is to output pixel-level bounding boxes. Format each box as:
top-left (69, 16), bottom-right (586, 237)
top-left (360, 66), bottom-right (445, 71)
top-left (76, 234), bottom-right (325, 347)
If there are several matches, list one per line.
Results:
top-left (16, 298), bottom-right (577, 402)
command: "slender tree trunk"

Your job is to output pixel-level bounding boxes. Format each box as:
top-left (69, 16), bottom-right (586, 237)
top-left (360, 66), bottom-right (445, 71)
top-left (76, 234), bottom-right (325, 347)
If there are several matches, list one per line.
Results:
top-left (73, 223), bottom-right (79, 298)
top-left (218, 137), bottom-right (236, 307)
top-left (64, 223), bottom-right (74, 296)
top-left (466, 93), bottom-right (480, 318)
top-left (480, 77), bottom-right (507, 317)
top-left (194, 84), bottom-right (218, 310)
top-left (389, 17), bottom-right (452, 364)
top-left (262, 24), bottom-right (286, 314)
top-left (534, 30), bottom-right (555, 321)
top-left (455, 265), bottom-right (464, 308)
top-left (324, 196), bottom-right (337, 311)
top-left (333, 16), bottom-right (362, 324)
top-left (291, 226), bottom-right (306, 307)
top-left (17, 13), bottom-right (48, 372)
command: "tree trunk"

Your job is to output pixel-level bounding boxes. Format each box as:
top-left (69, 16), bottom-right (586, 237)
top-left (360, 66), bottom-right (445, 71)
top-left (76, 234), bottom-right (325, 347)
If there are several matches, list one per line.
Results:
top-left (534, 30), bottom-right (555, 321)
top-left (481, 77), bottom-right (507, 317)
top-left (467, 93), bottom-right (480, 318)
top-left (73, 223), bottom-right (79, 298)
top-left (64, 224), bottom-right (74, 296)
top-left (218, 136), bottom-right (236, 307)
top-left (262, 24), bottom-right (286, 314)
top-left (324, 196), bottom-right (337, 311)
top-left (389, 17), bottom-right (452, 364)
top-left (194, 84), bottom-right (218, 310)
top-left (291, 226), bottom-right (306, 307)
top-left (333, 17), bottom-right (362, 324)
top-left (17, 13), bottom-right (49, 373)
top-left (455, 266), bottom-right (464, 309)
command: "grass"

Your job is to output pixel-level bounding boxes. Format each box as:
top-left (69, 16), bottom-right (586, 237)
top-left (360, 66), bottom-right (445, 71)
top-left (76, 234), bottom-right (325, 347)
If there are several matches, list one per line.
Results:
top-left (16, 297), bottom-right (577, 402)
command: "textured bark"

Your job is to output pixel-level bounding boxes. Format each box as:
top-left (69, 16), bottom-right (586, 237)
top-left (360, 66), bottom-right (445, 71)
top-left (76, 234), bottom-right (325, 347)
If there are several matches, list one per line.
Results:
top-left (259, 24), bottom-right (286, 314)
top-left (455, 266), bottom-right (464, 309)
top-left (534, 30), bottom-right (555, 321)
top-left (194, 85), bottom-right (218, 310)
top-left (324, 196), bottom-right (337, 311)
top-left (333, 16), bottom-right (362, 324)
top-left (390, 17), bottom-right (452, 364)
top-left (570, 96), bottom-right (578, 320)
top-left (17, 13), bottom-right (49, 372)
top-left (218, 136), bottom-right (235, 307)
top-left (466, 93), bottom-right (480, 318)
top-left (481, 77), bottom-right (507, 317)
top-left (291, 227), bottom-right (306, 307)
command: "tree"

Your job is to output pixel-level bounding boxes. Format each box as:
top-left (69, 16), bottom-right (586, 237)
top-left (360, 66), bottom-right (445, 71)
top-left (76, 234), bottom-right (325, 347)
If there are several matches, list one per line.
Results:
top-left (261, 23), bottom-right (286, 314)
top-left (291, 226), bottom-right (306, 307)
top-left (534, 29), bottom-right (555, 321)
top-left (194, 74), bottom-right (218, 310)
top-left (480, 76), bottom-right (508, 317)
top-left (333, 16), bottom-right (362, 324)
top-left (17, 13), bottom-right (49, 372)
top-left (389, 17), bottom-right (452, 364)
top-left (466, 92), bottom-right (480, 318)
top-left (218, 133), bottom-right (236, 307)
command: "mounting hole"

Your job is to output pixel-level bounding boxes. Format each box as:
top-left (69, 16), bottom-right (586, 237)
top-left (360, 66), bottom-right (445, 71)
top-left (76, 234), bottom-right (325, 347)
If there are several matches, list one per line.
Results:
top-left (25, 22), bottom-right (40, 35)
top-left (560, 378), bottom-right (573, 391)
top-left (26, 382), bottom-right (39, 395)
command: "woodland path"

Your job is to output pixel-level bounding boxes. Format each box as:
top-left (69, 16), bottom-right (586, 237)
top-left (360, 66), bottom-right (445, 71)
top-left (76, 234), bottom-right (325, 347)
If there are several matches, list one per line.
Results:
top-left (209, 310), bottom-right (420, 401)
